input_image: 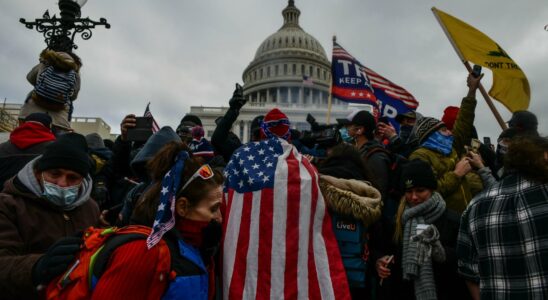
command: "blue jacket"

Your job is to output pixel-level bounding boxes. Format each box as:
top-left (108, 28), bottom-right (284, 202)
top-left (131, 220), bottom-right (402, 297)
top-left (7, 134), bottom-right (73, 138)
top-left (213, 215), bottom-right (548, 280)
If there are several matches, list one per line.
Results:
top-left (163, 238), bottom-right (209, 300)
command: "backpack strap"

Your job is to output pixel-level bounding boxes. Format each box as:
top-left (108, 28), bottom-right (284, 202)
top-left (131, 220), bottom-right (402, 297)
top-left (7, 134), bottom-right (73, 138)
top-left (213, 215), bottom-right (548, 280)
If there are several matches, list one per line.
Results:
top-left (362, 146), bottom-right (391, 162)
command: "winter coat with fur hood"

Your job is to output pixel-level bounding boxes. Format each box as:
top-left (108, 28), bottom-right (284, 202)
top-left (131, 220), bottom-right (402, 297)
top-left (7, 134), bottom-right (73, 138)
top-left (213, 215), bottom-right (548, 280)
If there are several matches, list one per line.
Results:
top-left (27, 50), bottom-right (81, 101)
top-left (319, 175), bottom-right (382, 227)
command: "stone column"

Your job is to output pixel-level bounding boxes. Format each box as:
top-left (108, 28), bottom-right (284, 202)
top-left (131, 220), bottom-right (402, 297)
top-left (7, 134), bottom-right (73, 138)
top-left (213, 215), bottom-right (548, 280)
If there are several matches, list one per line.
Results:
top-left (287, 87), bottom-right (292, 105)
top-left (319, 90), bottom-right (324, 105)
top-left (266, 88), bottom-right (271, 104)
top-left (243, 120), bottom-right (249, 143)
top-left (276, 88), bottom-right (281, 104)
top-left (299, 87), bottom-right (304, 106)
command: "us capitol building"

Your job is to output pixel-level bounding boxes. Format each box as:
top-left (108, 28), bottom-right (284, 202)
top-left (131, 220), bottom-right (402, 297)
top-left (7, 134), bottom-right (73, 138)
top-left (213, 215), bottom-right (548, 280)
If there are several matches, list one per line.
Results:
top-left (191, 0), bottom-right (362, 142)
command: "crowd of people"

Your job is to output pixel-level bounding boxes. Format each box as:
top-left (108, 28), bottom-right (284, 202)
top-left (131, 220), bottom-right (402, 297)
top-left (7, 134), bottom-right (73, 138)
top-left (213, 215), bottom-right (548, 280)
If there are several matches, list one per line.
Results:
top-left (0, 53), bottom-right (546, 300)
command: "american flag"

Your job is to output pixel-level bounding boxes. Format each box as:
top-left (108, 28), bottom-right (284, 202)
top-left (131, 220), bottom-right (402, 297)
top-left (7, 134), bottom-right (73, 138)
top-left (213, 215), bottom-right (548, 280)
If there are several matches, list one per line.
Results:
top-left (302, 75), bottom-right (314, 86)
top-left (144, 102), bottom-right (160, 133)
top-left (222, 138), bottom-right (350, 300)
top-left (146, 151), bottom-right (189, 249)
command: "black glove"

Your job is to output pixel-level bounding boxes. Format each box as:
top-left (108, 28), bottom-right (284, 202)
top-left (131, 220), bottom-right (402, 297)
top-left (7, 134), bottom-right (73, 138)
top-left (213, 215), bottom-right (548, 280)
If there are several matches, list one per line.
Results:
top-left (229, 83), bottom-right (246, 110)
top-left (32, 236), bottom-right (82, 286)
top-left (200, 220), bottom-right (222, 260)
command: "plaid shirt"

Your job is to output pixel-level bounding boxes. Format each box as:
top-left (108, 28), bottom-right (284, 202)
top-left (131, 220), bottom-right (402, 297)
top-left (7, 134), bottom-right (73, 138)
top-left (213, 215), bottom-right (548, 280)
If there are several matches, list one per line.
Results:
top-left (457, 172), bottom-right (548, 300)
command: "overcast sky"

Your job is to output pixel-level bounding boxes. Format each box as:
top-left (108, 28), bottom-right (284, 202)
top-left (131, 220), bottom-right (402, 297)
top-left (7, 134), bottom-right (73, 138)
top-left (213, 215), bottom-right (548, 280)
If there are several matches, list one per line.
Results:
top-left (1, 0), bottom-right (546, 138)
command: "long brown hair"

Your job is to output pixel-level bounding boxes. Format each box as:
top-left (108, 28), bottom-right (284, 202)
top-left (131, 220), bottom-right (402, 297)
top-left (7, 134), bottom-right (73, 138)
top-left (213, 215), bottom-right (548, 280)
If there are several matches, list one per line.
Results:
top-left (132, 141), bottom-right (224, 226)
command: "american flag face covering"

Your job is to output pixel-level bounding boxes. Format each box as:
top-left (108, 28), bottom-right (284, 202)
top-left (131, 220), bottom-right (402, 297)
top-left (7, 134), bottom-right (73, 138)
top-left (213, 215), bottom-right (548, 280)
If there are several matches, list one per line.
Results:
top-left (147, 151), bottom-right (189, 249)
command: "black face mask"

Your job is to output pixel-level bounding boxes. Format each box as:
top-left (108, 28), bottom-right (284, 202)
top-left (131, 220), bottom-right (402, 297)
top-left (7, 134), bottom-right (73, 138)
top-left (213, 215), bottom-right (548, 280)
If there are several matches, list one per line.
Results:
top-left (200, 220), bottom-right (222, 260)
top-left (399, 125), bottom-right (413, 142)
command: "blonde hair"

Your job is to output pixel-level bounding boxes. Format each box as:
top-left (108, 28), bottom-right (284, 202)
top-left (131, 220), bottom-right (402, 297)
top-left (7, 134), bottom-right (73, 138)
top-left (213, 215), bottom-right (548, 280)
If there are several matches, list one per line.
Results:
top-left (393, 196), bottom-right (407, 243)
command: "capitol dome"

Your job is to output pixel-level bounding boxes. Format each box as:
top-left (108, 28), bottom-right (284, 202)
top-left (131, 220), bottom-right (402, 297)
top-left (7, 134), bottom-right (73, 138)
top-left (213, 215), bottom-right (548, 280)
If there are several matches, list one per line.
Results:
top-left (191, 0), bottom-right (351, 142)
top-left (242, 0), bottom-right (339, 113)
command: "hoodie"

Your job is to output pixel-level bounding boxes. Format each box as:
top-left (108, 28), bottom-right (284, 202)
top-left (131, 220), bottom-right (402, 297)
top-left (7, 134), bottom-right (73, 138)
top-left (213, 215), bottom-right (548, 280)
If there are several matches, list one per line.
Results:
top-left (17, 156), bottom-right (93, 211)
top-left (0, 159), bottom-right (99, 300)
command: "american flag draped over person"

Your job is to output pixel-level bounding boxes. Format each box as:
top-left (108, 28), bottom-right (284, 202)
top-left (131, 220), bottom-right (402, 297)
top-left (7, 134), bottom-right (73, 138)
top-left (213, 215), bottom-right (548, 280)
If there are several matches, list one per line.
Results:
top-left (144, 102), bottom-right (160, 133)
top-left (331, 41), bottom-right (419, 127)
top-left (222, 138), bottom-right (350, 300)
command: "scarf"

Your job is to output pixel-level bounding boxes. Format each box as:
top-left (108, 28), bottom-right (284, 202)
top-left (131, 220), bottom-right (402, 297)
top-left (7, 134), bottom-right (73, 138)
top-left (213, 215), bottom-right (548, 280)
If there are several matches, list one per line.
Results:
top-left (401, 192), bottom-right (446, 300)
top-left (176, 217), bottom-right (209, 248)
top-left (421, 131), bottom-right (454, 156)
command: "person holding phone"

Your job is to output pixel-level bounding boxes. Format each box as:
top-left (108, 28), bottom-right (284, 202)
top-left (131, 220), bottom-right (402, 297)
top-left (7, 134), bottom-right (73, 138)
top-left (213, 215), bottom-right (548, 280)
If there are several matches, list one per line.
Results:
top-left (408, 73), bottom-right (483, 214)
top-left (373, 160), bottom-right (470, 300)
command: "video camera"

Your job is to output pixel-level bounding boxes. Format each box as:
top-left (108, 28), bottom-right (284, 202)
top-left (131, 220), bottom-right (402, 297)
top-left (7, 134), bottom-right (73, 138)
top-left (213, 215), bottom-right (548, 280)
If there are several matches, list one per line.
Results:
top-left (299, 113), bottom-right (342, 149)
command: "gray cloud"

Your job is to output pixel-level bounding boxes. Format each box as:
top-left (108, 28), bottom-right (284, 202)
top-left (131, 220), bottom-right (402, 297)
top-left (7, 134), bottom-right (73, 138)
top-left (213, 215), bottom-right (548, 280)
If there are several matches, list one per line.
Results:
top-left (1, 0), bottom-right (546, 138)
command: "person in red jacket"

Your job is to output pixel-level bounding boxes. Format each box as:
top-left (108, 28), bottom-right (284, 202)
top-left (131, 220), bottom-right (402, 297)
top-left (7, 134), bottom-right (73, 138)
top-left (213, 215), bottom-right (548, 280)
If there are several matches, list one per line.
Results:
top-left (0, 113), bottom-right (55, 188)
top-left (90, 141), bottom-right (223, 300)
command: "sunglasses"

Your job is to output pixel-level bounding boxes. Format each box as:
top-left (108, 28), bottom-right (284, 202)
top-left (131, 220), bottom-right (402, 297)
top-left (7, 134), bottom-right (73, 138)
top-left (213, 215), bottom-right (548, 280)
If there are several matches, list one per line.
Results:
top-left (180, 164), bottom-right (214, 192)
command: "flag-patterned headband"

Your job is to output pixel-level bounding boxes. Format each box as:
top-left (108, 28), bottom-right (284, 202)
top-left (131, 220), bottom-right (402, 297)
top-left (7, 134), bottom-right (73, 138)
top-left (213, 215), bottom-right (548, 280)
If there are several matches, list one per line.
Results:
top-left (260, 118), bottom-right (290, 140)
top-left (146, 150), bottom-right (189, 249)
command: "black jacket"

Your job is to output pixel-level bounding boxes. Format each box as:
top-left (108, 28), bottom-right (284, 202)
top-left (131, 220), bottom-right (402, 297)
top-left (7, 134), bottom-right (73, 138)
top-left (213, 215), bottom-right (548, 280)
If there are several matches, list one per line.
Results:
top-left (0, 141), bottom-right (52, 189)
top-left (370, 209), bottom-right (471, 300)
top-left (211, 107), bottom-right (242, 163)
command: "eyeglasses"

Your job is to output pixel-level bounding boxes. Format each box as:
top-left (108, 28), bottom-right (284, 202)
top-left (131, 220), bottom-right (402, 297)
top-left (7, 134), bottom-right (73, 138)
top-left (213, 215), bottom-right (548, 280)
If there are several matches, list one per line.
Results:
top-left (180, 164), bottom-right (214, 192)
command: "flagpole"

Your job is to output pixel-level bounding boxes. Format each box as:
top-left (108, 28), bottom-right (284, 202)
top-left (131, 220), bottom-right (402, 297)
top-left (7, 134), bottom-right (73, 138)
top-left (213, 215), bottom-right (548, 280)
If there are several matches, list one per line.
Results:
top-left (431, 7), bottom-right (507, 130)
top-left (326, 35), bottom-right (336, 124)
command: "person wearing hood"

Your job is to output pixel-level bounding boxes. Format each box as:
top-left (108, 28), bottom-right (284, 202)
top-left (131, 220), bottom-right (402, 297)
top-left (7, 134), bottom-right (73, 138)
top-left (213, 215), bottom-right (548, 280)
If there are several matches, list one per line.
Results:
top-left (0, 113), bottom-right (56, 188)
top-left (318, 143), bottom-right (382, 299)
top-left (0, 133), bottom-right (99, 299)
top-left (409, 73), bottom-right (482, 213)
top-left (118, 126), bottom-right (181, 226)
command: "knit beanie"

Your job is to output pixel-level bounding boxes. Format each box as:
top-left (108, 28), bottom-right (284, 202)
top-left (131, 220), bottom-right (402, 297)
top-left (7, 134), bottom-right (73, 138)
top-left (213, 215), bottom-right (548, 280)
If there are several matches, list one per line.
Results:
top-left (180, 114), bottom-right (203, 127)
top-left (414, 117), bottom-right (446, 144)
top-left (400, 159), bottom-right (437, 191)
top-left (441, 106), bottom-right (459, 130)
top-left (189, 137), bottom-right (215, 159)
top-left (35, 132), bottom-right (91, 176)
top-left (260, 108), bottom-right (291, 140)
top-left (24, 112), bottom-right (52, 129)
top-left (85, 133), bottom-right (105, 149)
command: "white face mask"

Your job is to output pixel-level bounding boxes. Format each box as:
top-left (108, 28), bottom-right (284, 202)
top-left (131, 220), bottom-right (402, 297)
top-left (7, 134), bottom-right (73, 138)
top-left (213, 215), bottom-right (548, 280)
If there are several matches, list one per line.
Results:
top-left (42, 175), bottom-right (80, 208)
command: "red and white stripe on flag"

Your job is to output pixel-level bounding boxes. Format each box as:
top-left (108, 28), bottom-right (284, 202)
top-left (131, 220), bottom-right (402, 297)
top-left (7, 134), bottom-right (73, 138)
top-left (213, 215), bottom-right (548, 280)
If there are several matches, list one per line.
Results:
top-left (222, 139), bottom-right (350, 300)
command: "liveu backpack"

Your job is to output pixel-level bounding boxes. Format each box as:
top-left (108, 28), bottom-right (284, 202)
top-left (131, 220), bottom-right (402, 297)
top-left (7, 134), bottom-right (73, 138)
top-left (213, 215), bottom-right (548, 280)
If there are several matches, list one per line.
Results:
top-left (45, 225), bottom-right (171, 300)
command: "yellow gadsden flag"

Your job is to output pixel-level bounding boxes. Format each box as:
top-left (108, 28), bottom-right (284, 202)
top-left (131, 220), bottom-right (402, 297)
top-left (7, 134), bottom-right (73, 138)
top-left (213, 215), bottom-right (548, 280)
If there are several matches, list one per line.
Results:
top-left (432, 7), bottom-right (530, 112)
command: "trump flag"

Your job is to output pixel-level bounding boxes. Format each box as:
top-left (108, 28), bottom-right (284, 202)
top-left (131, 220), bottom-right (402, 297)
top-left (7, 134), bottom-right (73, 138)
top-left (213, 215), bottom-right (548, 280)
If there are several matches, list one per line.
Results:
top-left (222, 138), bottom-right (350, 300)
top-left (332, 41), bottom-right (419, 127)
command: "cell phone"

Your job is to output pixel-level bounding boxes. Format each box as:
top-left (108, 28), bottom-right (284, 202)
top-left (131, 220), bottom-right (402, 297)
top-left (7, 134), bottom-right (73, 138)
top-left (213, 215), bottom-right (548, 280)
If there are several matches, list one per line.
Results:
top-left (483, 137), bottom-right (491, 146)
top-left (472, 65), bottom-right (482, 78)
top-left (126, 117), bottom-right (153, 142)
top-left (471, 138), bottom-right (481, 151)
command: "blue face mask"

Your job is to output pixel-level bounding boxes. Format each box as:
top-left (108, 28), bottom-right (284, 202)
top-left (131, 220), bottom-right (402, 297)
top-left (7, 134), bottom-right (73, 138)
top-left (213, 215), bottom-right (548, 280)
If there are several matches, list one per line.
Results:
top-left (42, 176), bottom-right (80, 208)
top-left (422, 131), bottom-right (454, 156)
top-left (339, 127), bottom-right (354, 143)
